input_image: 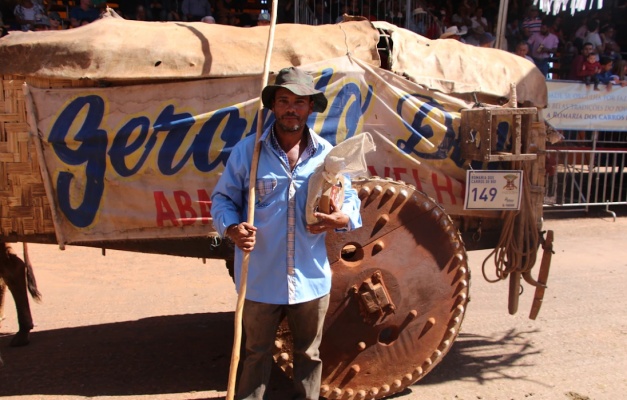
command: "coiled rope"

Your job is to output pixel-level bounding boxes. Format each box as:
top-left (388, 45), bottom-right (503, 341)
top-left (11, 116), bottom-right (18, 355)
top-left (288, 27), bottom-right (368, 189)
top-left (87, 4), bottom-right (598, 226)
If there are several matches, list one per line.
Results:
top-left (481, 159), bottom-right (540, 283)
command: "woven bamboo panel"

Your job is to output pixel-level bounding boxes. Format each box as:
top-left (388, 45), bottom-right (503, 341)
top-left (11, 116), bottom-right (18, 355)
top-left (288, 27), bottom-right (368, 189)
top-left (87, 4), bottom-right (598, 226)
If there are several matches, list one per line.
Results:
top-left (0, 74), bottom-right (97, 240)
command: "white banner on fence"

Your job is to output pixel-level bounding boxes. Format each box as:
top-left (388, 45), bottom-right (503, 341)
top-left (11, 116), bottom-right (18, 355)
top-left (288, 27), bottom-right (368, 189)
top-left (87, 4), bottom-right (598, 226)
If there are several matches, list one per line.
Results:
top-left (545, 81), bottom-right (627, 132)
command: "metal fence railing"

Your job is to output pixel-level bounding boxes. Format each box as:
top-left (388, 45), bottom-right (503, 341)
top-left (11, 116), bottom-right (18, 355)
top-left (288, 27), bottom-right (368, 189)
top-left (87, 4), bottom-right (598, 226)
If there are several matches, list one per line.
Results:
top-left (544, 138), bottom-right (627, 218)
top-left (293, 0), bottom-right (443, 38)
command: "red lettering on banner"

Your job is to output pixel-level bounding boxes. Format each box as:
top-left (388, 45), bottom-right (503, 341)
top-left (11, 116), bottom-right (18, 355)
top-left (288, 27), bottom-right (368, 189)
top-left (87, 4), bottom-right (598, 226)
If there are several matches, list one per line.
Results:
top-left (174, 190), bottom-right (197, 226)
top-left (431, 173), bottom-right (457, 204)
top-left (155, 189), bottom-right (213, 226)
top-left (392, 167), bottom-right (407, 181)
top-left (410, 168), bottom-right (424, 191)
top-left (154, 191), bottom-right (180, 227)
top-left (197, 189), bottom-right (212, 223)
top-left (369, 165), bottom-right (425, 191)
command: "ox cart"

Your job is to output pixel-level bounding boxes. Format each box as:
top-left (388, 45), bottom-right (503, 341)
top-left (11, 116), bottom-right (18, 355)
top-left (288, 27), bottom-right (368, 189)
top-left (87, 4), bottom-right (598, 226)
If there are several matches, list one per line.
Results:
top-left (0, 11), bottom-right (553, 399)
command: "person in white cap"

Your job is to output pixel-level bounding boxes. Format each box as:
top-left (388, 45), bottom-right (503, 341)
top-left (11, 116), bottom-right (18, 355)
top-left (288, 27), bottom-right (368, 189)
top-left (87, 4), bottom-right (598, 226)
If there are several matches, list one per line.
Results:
top-left (408, 7), bottom-right (427, 35)
top-left (440, 25), bottom-right (468, 42)
top-left (211, 67), bottom-right (362, 400)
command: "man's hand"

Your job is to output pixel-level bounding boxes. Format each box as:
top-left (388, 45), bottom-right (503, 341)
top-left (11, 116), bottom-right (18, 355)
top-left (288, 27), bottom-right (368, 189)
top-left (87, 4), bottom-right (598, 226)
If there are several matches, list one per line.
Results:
top-left (227, 222), bottom-right (257, 252)
top-left (307, 198), bottom-right (349, 234)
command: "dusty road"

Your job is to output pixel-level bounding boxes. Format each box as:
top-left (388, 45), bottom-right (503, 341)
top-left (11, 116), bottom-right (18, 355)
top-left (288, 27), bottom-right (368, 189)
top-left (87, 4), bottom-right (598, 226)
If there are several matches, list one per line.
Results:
top-left (1, 215), bottom-right (626, 400)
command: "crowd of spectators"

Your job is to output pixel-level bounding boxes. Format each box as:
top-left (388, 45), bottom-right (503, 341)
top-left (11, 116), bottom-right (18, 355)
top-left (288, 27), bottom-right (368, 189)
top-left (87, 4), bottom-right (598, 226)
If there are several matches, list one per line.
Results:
top-left (1, 0), bottom-right (625, 85)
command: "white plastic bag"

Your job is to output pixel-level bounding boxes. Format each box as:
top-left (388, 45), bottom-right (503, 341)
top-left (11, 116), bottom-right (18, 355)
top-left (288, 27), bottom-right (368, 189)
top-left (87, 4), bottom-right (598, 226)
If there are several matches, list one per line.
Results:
top-left (306, 132), bottom-right (376, 224)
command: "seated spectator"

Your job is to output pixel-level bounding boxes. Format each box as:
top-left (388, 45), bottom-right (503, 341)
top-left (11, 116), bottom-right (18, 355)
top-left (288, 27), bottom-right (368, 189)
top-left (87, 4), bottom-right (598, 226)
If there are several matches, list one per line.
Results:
top-left (451, 5), bottom-right (472, 31)
top-left (514, 41), bottom-right (534, 63)
top-left (134, 5), bottom-right (149, 20)
top-left (479, 32), bottom-right (495, 48)
top-left (612, 59), bottom-right (627, 87)
top-left (48, 11), bottom-right (63, 29)
top-left (471, 7), bottom-right (489, 33)
top-left (13, 0), bottom-right (47, 31)
top-left (465, 26), bottom-right (494, 47)
top-left (439, 25), bottom-right (467, 42)
top-left (600, 25), bottom-right (621, 60)
top-left (505, 19), bottom-right (523, 52)
top-left (596, 56), bottom-right (618, 90)
top-left (408, 7), bottom-right (427, 35)
top-left (70, 0), bottom-right (101, 28)
top-left (257, 12), bottom-right (270, 26)
top-left (182, 0), bottom-right (212, 22)
top-left (580, 52), bottom-right (601, 89)
top-left (584, 19), bottom-right (602, 56)
top-left (33, 15), bottom-right (51, 31)
top-left (569, 42), bottom-right (594, 80)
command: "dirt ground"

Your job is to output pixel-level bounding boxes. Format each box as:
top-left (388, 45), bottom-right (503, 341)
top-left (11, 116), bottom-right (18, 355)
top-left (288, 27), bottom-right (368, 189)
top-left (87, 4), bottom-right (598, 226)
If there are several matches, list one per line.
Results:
top-left (1, 215), bottom-right (626, 400)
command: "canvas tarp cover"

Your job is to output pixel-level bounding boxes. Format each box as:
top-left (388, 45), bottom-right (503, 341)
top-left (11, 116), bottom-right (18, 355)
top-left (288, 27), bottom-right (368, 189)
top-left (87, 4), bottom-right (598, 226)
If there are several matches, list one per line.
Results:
top-left (0, 10), bottom-right (547, 107)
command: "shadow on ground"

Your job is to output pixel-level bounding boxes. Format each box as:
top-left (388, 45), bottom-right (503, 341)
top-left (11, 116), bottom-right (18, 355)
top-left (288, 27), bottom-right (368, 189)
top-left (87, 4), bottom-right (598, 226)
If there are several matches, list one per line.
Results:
top-left (388, 328), bottom-right (541, 398)
top-left (1, 314), bottom-right (540, 399)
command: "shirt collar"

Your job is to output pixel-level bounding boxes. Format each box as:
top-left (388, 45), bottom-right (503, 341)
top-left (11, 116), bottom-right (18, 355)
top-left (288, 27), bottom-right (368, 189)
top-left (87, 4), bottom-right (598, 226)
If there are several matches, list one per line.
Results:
top-left (264, 123), bottom-right (318, 159)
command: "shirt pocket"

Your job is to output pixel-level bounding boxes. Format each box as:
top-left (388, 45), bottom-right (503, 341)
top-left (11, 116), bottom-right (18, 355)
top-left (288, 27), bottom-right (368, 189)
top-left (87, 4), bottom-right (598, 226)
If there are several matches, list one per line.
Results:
top-left (255, 178), bottom-right (277, 208)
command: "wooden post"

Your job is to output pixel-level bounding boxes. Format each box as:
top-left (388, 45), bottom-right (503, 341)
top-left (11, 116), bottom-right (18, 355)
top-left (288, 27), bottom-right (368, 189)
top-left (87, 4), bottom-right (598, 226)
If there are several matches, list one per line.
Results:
top-left (225, 3), bottom-right (279, 399)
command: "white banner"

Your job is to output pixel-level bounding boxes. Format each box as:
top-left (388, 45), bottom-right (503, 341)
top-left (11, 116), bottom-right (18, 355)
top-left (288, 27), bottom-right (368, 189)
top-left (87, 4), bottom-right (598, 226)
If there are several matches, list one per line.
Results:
top-left (545, 81), bottom-right (627, 132)
top-left (28, 56), bottom-right (503, 244)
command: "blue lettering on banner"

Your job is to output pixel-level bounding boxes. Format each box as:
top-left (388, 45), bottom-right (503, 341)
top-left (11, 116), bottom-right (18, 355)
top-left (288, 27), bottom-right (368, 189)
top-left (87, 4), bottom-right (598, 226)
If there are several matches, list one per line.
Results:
top-left (49, 95), bottom-right (107, 228)
top-left (47, 77), bottom-right (446, 228)
top-left (396, 94), bottom-right (461, 165)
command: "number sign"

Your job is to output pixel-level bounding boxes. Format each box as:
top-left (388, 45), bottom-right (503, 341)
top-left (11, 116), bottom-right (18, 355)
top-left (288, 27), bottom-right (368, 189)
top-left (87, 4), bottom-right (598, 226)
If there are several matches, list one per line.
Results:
top-left (464, 170), bottom-right (523, 210)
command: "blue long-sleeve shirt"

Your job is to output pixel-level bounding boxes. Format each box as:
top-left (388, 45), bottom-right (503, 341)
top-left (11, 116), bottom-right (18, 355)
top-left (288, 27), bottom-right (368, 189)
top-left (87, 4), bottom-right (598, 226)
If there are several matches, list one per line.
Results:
top-left (211, 125), bottom-right (362, 305)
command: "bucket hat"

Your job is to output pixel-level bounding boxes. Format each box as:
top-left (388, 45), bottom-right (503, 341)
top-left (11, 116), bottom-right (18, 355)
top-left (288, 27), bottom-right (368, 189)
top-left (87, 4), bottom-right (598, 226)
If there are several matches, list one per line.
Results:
top-left (261, 67), bottom-right (328, 112)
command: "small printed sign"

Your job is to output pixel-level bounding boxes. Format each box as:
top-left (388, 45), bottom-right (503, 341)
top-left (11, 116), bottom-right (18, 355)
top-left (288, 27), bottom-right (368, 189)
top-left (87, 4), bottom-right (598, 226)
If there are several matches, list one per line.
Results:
top-left (464, 170), bottom-right (523, 210)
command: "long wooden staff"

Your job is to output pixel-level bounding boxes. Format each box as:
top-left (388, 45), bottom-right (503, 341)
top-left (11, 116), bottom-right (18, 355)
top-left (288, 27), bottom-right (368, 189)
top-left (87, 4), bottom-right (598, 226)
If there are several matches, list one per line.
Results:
top-left (225, 4), bottom-right (279, 400)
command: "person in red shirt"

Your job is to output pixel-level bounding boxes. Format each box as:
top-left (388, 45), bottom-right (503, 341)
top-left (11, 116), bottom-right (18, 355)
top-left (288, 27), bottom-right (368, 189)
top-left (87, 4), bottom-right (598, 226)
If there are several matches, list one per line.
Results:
top-left (569, 42), bottom-right (594, 80)
top-left (581, 53), bottom-right (601, 89)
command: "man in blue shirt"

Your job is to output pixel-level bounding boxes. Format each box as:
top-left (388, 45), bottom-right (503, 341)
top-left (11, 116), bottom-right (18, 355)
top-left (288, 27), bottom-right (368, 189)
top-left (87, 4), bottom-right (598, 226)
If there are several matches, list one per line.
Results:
top-left (211, 67), bottom-right (362, 400)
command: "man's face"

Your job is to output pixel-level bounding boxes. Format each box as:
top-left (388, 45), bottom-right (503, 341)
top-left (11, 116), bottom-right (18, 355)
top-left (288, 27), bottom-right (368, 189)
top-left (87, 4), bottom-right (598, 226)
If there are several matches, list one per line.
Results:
top-left (540, 24), bottom-right (549, 35)
top-left (272, 88), bottom-right (313, 133)
top-left (582, 44), bottom-right (593, 56)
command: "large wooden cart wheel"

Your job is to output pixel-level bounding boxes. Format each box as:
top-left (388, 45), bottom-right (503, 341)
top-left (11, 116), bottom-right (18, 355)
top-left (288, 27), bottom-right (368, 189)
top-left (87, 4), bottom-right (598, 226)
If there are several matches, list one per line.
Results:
top-left (273, 177), bottom-right (470, 399)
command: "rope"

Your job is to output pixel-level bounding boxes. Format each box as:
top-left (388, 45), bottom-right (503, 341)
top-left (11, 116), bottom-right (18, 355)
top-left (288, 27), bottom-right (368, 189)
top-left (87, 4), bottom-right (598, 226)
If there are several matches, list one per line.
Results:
top-left (481, 160), bottom-right (540, 283)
